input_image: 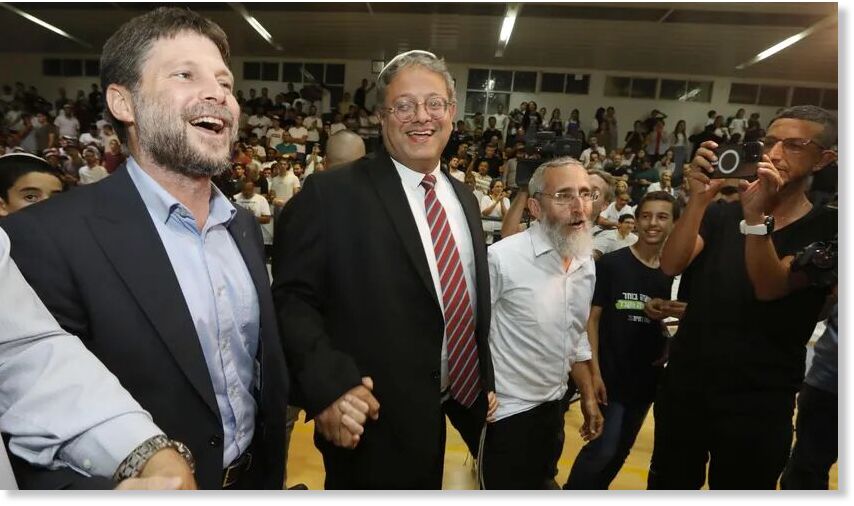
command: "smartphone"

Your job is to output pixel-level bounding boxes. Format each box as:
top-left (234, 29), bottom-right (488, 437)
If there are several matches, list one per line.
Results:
top-left (710, 141), bottom-right (763, 179)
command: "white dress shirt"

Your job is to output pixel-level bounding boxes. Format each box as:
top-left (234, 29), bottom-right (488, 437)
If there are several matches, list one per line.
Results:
top-left (392, 159), bottom-right (477, 394)
top-left (0, 228), bottom-right (162, 479)
top-left (593, 229), bottom-right (638, 256)
top-left (488, 222), bottom-right (595, 421)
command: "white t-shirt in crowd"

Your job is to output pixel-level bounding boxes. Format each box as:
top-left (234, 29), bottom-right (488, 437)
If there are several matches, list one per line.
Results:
top-left (287, 126), bottom-right (309, 154)
top-left (599, 201), bottom-right (635, 224)
top-left (329, 122), bottom-right (347, 136)
top-left (269, 171), bottom-right (301, 206)
top-left (233, 193), bottom-right (273, 245)
top-left (266, 127), bottom-right (285, 150)
top-left (593, 229), bottom-right (638, 256)
top-left (54, 115), bottom-right (80, 138)
top-left (78, 165), bottom-right (109, 185)
top-left (303, 116), bottom-right (322, 142)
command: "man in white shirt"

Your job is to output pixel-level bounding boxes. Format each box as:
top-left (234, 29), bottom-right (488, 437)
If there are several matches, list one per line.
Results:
top-left (265, 116), bottom-right (286, 151)
top-left (447, 155), bottom-right (465, 182)
top-left (579, 136), bottom-right (606, 166)
top-left (247, 108), bottom-right (271, 139)
top-left (329, 113), bottom-right (347, 136)
top-left (482, 157), bottom-right (604, 489)
top-left (269, 160), bottom-right (301, 211)
top-left (77, 147), bottom-right (109, 185)
top-left (303, 105), bottom-right (322, 153)
top-left (598, 191), bottom-right (634, 230)
top-left (286, 115), bottom-right (309, 157)
top-left (78, 123), bottom-right (103, 149)
top-left (593, 214), bottom-right (638, 260)
top-left (53, 104), bottom-right (80, 139)
top-left (233, 180), bottom-right (273, 256)
top-left (490, 103), bottom-right (510, 140)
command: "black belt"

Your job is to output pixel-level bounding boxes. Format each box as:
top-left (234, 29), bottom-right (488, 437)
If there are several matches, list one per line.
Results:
top-left (222, 450), bottom-right (253, 488)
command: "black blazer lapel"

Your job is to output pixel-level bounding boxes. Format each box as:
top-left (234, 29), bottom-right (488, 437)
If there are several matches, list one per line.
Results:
top-left (366, 152), bottom-right (441, 308)
top-left (86, 165), bottom-right (219, 416)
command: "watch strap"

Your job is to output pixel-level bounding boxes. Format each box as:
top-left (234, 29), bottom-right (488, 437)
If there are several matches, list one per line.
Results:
top-left (113, 435), bottom-right (195, 482)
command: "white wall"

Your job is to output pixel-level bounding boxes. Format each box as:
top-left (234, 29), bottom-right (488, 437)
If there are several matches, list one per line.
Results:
top-left (2, 52), bottom-right (836, 138)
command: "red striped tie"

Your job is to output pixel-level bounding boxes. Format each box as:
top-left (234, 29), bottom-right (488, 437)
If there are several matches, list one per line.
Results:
top-left (420, 174), bottom-right (481, 407)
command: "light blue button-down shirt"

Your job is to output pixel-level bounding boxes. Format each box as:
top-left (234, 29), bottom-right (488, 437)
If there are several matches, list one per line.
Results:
top-left (126, 158), bottom-right (260, 467)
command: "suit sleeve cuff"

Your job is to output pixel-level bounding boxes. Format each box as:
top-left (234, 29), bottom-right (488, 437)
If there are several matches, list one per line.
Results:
top-left (57, 413), bottom-right (164, 479)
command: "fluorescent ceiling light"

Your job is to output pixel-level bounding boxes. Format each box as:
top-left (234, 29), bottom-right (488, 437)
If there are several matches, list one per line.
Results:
top-left (0, 3), bottom-right (91, 48)
top-left (736, 14), bottom-right (837, 70)
top-left (495, 3), bottom-right (522, 58)
top-left (229, 2), bottom-right (283, 51)
top-left (499, 13), bottom-right (516, 43)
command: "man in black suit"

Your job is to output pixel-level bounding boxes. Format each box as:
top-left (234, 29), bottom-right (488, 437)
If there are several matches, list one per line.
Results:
top-left (0, 8), bottom-right (288, 490)
top-left (272, 50), bottom-right (497, 489)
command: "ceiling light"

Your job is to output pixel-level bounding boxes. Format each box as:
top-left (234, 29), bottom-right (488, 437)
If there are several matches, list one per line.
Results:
top-left (229, 2), bottom-right (283, 51)
top-left (495, 3), bottom-right (522, 58)
top-left (735, 14), bottom-right (837, 70)
top-left (0, 3), bottom-right (91, 48)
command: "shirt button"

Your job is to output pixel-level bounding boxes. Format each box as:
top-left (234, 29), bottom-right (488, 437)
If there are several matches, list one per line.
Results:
top-left (209, 435), bottom-right (223, 447)
top-left (83, 459), bottom-right (92, 470)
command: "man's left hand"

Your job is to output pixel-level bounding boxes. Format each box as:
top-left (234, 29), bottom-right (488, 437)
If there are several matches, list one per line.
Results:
top-left (486, 391), bottom-right (499, 423)
top-left (739, 154), bottom-right (783, 223)
top-left (579, 398), bottom-right (604, 442)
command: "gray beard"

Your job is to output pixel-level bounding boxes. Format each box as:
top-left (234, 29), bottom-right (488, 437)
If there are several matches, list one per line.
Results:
top-left (134, 93), bottom-right (235, 178)
top-left (541, 214), bottom-right (594, 260)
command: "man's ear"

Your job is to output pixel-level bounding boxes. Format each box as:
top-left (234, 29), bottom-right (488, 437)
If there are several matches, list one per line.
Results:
top-left (0, 197), bottom-right (9, 217)
top-left (106, 84), bottom-right (134, 124)
top-left (527, 196), bottom-right (541, 221)
top-left (813, 150), bottom-right (837, 173)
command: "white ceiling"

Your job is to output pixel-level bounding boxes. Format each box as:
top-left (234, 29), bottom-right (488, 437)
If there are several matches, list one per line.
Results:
top-left (0, 2), bottom-right (838, 83)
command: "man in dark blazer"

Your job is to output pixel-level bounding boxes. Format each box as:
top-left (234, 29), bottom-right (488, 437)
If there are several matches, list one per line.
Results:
top-left (272, 50), bottom-right (497, 489)
top-left (0, 8), bottom-right (288, 489)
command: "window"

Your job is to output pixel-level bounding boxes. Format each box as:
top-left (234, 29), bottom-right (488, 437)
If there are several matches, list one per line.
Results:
top-left (84, 59), bottom-right (100, 77)
top-left (512, 71), bottom-right (536, 92)
top-left (261, 62), bottom-right (279, 81)
top-left (43, 58), bottom-right (61, 76)
top-left (565, 74), bottom-right (590, 95)
top-left (659, 79), bottom-right (713, 102)
top-left (540, 73), bottom-right (565, 93)
top-left (43, 58), bottom-right (96, 77)
top-left (604, 76), bottom-right (631, 97)
top-left (465, 68), bottom-right (520, 119)
top-left (604, 76), bottom-right (657, 99)
top-left (790, 87), bottom-right (822, 107)
top-left (758, 85), bottom-right (788, 107)
top-left (630, 78), bottom-right (657, 99)
top-left (243, 62), bottom-right (261, 80)
top-left (243, 61), bottom-right (279, 81)
top-left (281, 62), bottom-right (302, 83)
top-left (61, 59), bottom-right (82, 77)
top-left (729, 83), bottom-right (759, 104)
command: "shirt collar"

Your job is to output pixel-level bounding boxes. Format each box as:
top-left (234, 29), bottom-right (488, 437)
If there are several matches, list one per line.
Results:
top-left (390, 157), bottom-right (442, 192)
top-left (126, 156), bottom-right (236, 227)
top-left (529, 221), bottom-right (555, 257)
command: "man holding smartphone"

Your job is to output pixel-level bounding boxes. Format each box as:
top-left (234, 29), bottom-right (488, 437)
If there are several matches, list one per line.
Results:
top-left (648, 105), bottom-right (837, 489)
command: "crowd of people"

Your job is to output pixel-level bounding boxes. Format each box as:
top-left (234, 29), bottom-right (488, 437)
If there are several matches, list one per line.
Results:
top-left (0, 6), bottom-right (839, 492)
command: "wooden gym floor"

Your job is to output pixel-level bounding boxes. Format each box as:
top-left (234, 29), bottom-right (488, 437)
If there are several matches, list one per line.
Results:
top-left (284, 403), bottom-right (839, 490)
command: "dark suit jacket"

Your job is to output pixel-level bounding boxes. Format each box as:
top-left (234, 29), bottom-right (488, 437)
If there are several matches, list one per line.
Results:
top-left (271, 149), bottom-right (494, 487)
top-left (0, 165), bottom-right (288, 490)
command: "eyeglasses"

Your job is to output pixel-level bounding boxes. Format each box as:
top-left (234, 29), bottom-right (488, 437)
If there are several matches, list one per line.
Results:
top-left (536, 190), bottom-right (600, 205)
top-left (759, 136), bottom-right (826, 157)
top-left (383, 96), bottom-right (454, 123)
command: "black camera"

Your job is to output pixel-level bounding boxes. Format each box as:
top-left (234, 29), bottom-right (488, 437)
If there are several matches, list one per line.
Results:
top-left (710, 141), bottom-right (764, 179)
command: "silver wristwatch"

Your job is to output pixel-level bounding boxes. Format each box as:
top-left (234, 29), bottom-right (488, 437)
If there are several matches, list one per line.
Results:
top-left (113, 435), bottom-right (195, 482)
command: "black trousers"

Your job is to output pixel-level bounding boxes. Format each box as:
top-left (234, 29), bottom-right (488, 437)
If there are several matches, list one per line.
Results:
top-left (648, 386), bottom-right (794, 490)
top-left (780, 383), bottom-right (838, 489)
top-left (482, 400), bottom-right (564, 489)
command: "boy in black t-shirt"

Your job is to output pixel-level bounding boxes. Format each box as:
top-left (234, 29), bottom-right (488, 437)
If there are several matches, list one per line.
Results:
top-left (650, 105), bottom-right (837, 490)
top-left (565, 191), bottom-right (681, 490)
